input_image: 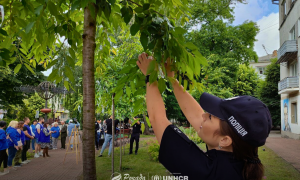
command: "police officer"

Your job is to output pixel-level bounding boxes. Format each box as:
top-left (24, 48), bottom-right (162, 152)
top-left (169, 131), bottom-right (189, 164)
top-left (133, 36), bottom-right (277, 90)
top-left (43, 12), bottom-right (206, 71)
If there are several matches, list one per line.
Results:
top-left (136, 53), bottom-right (271, 180)
top-left (129, 116), bottom-right (142, 155)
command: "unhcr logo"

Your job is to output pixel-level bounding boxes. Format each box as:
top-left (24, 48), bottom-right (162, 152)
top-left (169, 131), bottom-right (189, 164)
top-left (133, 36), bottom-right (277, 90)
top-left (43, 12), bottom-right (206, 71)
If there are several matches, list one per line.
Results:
top-left (228, 116), bottom-right (248, 136)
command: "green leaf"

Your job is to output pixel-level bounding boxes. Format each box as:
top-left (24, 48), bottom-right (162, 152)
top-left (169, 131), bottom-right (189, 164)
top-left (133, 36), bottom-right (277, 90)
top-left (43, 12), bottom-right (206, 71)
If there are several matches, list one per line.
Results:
top-left (0, 28), bottom-right (8, 36)
top-left (64, 80), bottom-right (70, 91)
top-left (107, 0), bottom-right (116, 5)
top-left (71, 0), bottom-right (81, 11)
top-left (149, 71), bottom-right (158, 83)
top-left (66, 55), bottom-right (75, 68)
top-left (184, 80), bottom-right (188, 91)
top-left (114, 89), bottom-right (123, 101)
top-left (130, 24), bottom-right (140, 36)
top-left (145, 116), bottom-right (151, 128)
top-left (88, 3), bottom-right (96, 19)
top-left (134, 7), bottom-right (143, 13)
top-left (185, 42), bottom-right (198, 51)
top-left (24, 64), bottom-right (35, 74)
top-left (126, 86), bottom-right (131, 97)
top-left (14, 64), bottom-right (22, 74)
top-left (104, 3), bottom-right (111, 19)
top-left (69, 48), bottom-right (76, 59)
top-left (119, 65), bottom-right (132, 74)
top-left (158, 78), bottom-right (166, 93)
top-left (25, 22), bottom-right (35, 34)
top-left (34, 5), bottom-right (44, 15)
top-left (65, 66), bottom-right (75, 83)
top-left (47, 59), bottom-right (58, 70)
top-left (140, 32), bottom-right (148, 50)
top-left (48, 69), bottom-right (59, 81)
top-left (56, 76), bottom-right (63, 84)
top-left (143, 3), bottom-right (150, 10)
top-left (141, 123), bottom-right (145, 134)
top-left (48, 1), bottom-right (58, 17)
top-left (173, 27), bottom-right (187, 35)
top-left (146, 60), bottom-right (155, 75)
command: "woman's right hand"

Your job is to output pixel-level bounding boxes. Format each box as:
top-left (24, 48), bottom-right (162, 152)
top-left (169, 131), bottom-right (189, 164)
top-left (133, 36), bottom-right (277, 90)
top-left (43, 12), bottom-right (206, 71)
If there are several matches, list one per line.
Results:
top-left (15, 146), bottom-right (19, 150)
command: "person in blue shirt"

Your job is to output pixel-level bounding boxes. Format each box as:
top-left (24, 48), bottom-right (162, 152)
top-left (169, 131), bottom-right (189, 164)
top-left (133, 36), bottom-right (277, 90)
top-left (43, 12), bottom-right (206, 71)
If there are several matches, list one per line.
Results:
top-left (6, 121), bottom-right (20, 171)
top-left (30, 120), bottom-right (37, 151)
top-left (0, 121), bottom-right (9, 176)
top-left (39, 123), bottom-right (53, 157)
top-left (50, 122), bottom-right (60, 149)
top-left (67, 119), bottom-right (79, 150)
top-left (22, 117), bottom-right (34, 164)
top-left (34, 117), bottom-right (44, 158)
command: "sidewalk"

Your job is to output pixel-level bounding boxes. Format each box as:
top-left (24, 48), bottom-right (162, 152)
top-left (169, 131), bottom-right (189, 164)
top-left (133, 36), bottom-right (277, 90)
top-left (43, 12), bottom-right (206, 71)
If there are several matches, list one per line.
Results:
top-left (265, 132), bottom-right (300, 172)
top-left (2, 142), bottom-right (83, 180)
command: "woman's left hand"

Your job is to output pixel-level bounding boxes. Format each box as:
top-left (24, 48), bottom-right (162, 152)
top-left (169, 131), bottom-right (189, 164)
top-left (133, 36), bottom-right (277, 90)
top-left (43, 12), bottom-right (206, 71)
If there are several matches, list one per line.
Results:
top-left (136, 52), bottom-right (154, 76)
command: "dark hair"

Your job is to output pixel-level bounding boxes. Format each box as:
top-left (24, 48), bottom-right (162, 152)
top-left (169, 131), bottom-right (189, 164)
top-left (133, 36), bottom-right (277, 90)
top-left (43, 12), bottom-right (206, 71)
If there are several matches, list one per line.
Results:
top-left (23, 117), bottom-right (29, 121)
top-left (43, 123), bottom-right (48, 128)
top-left (0, 121), bottom-right (7, 128)
top-left (219, 120), bottom-right (264, 180)
top-left (18, 121), bottom-right (24, 128)
top-left (32, 120), bottom-right (37, 123)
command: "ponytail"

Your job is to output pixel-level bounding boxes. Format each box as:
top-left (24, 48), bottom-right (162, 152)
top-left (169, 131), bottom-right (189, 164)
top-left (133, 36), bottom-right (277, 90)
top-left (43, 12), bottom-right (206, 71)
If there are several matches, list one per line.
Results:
top-left (219, 120), bottom-right (264, 180)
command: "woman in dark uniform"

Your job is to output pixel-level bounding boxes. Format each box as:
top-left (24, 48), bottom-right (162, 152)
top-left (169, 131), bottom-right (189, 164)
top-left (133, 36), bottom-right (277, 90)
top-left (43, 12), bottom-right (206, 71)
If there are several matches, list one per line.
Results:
top-left (137, 53), bottom-right (271, 180)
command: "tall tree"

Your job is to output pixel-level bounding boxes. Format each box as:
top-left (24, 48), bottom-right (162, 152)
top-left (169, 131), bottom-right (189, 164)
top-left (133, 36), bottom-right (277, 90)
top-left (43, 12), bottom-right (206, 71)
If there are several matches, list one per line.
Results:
top-left (257, 58), bottom-right (280, 127)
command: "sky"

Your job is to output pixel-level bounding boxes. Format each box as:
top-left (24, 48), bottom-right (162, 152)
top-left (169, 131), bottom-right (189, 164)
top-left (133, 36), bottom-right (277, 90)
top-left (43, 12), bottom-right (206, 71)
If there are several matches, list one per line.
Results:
top-left (232, 0), bottom-right (280, 57)
top-left (43, 0), bottom-right (280, 76)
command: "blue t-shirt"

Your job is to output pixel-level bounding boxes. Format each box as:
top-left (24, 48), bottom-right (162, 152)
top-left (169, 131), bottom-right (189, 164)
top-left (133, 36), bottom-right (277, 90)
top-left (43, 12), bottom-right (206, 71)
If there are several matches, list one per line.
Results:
top-left (0, 129), bottom-right (8, 150)
top-left (51, 126), bottom-right (60, 138)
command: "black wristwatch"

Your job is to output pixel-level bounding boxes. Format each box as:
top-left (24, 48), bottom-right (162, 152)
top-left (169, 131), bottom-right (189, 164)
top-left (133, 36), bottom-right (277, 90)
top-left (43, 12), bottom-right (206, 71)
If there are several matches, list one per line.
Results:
top-left (145, 75), bottom-right (150, 84)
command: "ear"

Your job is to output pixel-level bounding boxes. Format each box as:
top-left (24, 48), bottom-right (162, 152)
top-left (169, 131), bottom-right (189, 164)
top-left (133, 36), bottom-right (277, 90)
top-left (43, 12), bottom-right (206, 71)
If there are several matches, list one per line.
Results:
top-left (219, 135), bottom-right (232, 148)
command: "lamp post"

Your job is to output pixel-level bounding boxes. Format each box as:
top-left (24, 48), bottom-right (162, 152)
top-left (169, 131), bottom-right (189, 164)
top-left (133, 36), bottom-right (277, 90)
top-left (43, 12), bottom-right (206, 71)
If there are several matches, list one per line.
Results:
top-left (14, 81), bottom-right (72, 123)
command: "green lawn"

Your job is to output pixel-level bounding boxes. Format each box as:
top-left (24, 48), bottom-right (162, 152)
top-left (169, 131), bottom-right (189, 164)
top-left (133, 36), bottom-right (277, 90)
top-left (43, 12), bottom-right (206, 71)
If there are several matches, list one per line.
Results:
top-left (95, 141), bottom-right (300, 180)
top-left (140, 134), bottom-right (155, 138)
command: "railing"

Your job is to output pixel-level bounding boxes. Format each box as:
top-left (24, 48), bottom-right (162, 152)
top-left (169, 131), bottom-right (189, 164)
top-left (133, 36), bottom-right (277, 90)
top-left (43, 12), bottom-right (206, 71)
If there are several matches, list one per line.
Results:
top-left (278, 76), bottom-right (299, 91)
top-left (277, 40), bottom-right (298, 63)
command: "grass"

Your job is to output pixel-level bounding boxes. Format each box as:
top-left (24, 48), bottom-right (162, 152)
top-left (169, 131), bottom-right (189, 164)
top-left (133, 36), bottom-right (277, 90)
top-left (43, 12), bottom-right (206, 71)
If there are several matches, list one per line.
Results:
top-left (96, 141), bottom-right (168, 180)
top-left (198, 143), bottom-right (300, 180)
top-left (140, 134), bottom-right (155, 138)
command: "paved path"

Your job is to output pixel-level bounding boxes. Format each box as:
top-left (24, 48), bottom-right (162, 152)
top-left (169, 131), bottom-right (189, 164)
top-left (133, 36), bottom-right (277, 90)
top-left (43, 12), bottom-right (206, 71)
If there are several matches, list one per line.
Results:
top-left (2, 141), bottom-right (83, 180)
top-left (265, 131), bottom-right (300, 172)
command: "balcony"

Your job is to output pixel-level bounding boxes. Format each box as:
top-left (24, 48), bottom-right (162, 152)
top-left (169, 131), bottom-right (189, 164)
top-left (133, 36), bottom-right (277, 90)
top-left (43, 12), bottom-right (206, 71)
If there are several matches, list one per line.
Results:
top-left (278, 76), bottom-right (299, 94)
top-left (276, 40), bottom-right (298, 64)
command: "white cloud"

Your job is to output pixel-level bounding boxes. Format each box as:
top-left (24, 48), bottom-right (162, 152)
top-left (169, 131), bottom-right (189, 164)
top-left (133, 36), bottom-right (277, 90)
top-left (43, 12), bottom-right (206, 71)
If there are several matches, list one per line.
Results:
top-left (254, 12), bottom-right (279, 57)
top-left (42, 67), bottom-right (53, 77)
top-left (233, 0), bottom-right (269, 25)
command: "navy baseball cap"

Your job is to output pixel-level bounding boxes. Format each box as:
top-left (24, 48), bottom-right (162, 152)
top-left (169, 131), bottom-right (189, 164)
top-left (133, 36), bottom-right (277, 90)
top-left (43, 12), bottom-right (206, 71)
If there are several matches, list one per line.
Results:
top-left (199, 93), bottom-right (272, 147)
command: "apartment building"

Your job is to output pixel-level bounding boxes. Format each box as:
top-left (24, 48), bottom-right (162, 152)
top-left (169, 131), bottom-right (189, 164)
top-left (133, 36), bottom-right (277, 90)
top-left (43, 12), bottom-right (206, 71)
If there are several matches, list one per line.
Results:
top-left (249, 50), bottom-right (277, 79)
top-left (273, 0), bottom-right (300, 139)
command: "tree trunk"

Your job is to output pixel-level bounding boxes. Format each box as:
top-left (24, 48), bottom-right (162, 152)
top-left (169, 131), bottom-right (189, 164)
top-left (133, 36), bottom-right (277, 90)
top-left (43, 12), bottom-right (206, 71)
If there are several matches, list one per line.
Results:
top-left (143, 114), bottom-right (150, 135)
top-left (82, 4), bottom-right (98, 180)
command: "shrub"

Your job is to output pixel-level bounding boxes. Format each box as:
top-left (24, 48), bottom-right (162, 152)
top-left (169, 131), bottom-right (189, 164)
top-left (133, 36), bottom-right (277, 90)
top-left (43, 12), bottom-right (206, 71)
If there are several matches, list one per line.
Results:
top-left (178, 126), bottom-right (203, 144)
top-left (146, 139), bottom-right (160, 162)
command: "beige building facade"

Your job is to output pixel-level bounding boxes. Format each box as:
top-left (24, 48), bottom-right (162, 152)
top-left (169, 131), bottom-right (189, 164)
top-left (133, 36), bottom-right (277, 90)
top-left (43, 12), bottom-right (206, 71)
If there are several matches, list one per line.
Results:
top-left (273, 0), bottom-right (300, 139)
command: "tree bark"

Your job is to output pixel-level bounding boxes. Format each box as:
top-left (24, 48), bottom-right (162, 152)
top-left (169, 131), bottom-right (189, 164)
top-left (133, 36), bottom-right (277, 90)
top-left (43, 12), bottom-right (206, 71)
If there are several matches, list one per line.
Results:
top-left (143, 114), bottom-right (150, 135)
top-left (82, 4), bottom-right (98, 180)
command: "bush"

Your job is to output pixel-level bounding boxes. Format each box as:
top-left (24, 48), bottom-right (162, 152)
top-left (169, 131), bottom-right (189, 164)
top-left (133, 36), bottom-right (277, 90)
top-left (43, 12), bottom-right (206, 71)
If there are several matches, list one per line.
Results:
top-left (178, 126), bottom-right (203, 144)
top-left (146, 139), bottom-right (160, 162)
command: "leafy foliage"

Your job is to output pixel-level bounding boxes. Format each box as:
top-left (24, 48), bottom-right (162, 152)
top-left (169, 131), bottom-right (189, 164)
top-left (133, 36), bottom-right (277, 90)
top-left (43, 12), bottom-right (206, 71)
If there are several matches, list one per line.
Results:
top-left (16, 93), bottom-right (45, 121)
top-left (257, 59), bottom-right (280, 127)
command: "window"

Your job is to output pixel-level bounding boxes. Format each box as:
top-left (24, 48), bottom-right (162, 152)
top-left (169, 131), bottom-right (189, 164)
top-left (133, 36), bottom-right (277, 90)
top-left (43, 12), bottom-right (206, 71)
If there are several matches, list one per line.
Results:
top-left (290, 26), bottom-right (296, 40)
top-left (291, 102), bottom-right (297, 124)
top-left (291, 62), bottom-right (298, 76)
top-left (258, 67), bottom-right (265, 74)
top-left (283, 0), bottom-right (287, 15)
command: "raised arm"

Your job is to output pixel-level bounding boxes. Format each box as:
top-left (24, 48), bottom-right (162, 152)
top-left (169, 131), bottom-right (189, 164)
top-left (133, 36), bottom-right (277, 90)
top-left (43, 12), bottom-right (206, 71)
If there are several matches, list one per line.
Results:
top-left (165, 60), bottom-right (204, 133)
top-left (137, 53), bottom-right (171, 144)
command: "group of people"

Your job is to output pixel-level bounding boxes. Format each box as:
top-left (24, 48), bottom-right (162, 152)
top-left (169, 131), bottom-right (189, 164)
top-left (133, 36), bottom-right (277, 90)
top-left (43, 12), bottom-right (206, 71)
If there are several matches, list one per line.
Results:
top-left (0, 116), bottom-right (78, 176)
top-left (96, 116), bottom-right (142, 157)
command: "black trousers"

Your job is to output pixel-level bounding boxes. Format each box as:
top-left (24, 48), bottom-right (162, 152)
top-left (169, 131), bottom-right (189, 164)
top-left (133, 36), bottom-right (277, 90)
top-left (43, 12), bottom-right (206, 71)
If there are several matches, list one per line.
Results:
top-left (22, 140), bottom-right (30, 161)
top-left (0, 149), bottom-right (8, 168)
top-left (130, 133), bottom-right (140, 153)
top-left (95, 132), bottom-right (99, 148)
top-left (61, 136), bottom-right (66, 149)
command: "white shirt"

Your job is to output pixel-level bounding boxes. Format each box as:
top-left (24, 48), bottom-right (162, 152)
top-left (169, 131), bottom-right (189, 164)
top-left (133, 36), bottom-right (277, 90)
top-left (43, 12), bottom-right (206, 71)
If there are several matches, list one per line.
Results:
top-left (97, 124), bottom-right (102, 133)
